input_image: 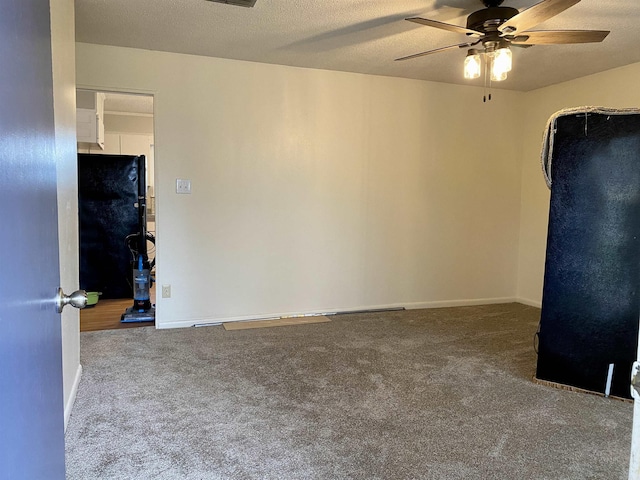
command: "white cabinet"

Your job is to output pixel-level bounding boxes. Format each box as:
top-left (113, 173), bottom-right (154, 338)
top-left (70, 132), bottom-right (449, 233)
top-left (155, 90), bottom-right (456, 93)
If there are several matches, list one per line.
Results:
top-left (76, 92), bottom-right (105, 149)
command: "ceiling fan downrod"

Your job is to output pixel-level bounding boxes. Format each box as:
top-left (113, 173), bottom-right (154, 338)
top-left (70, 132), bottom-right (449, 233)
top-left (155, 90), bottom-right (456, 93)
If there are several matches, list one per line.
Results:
top-left (482, 0), bottom-right (505, 7)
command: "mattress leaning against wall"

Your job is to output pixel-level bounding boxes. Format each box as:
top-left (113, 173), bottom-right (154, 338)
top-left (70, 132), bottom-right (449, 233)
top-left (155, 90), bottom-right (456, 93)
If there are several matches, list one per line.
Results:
top-left (536, 107), bottom-right (640, 399)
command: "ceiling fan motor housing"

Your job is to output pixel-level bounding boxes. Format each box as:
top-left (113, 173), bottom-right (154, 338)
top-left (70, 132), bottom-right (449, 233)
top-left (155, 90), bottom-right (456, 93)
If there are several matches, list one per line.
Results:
top-left (466, 6), bottom-right (519, 33)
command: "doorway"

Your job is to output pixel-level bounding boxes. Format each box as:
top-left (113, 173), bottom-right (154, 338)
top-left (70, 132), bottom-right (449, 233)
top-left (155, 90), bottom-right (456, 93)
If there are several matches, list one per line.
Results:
top-left (76, 90), bottom-right (156, 332)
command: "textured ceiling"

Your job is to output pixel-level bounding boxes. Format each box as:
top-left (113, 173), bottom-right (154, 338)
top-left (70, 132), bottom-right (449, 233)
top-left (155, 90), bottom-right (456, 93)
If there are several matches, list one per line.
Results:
top-left (75, 0), bottom-right (640, 92)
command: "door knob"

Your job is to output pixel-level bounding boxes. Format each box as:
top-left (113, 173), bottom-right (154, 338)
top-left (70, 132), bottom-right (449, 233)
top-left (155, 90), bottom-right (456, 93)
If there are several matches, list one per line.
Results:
top-left (56, 287), bottom-right (88, 313)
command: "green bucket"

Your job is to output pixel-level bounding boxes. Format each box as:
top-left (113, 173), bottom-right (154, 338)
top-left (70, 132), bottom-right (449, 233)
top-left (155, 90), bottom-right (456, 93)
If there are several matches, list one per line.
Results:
top-left (86, 291), bottom-right (102, 307)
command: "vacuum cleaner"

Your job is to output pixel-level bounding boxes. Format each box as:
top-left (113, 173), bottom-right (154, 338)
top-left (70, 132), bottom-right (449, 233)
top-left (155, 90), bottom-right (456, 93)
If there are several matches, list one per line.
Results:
top-left (121, 155), bottom-right (156, 323)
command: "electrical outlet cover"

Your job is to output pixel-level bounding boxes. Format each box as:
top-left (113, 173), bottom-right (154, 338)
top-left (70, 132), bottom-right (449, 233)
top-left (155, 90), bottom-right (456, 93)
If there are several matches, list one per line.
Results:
top-left (176, 179), bottom-right (191, 194)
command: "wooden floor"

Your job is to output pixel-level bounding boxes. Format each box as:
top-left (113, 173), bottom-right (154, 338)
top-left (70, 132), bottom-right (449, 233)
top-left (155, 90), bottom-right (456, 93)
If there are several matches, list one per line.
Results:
top-left (80, 287), bottom-right (156, 332)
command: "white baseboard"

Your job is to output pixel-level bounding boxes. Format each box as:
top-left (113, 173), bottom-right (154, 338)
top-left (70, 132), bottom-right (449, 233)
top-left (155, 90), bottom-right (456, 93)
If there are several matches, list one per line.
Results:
top-left (157, 297), bottom-right (520, 329)
top-left (64, 364), bottom-right (82, 432)
top-left (516, 297), bottom-right (542, 308)
top-left (403, 297), bottom-right (518, 310)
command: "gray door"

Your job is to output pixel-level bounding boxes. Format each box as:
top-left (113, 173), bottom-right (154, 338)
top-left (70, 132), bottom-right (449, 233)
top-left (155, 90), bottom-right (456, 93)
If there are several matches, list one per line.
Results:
top-left (0, 1), bottom-right (66, 478)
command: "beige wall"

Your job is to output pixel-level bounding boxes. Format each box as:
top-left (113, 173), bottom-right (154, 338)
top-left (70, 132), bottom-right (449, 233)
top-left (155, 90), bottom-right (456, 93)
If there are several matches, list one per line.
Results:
top-left (50, 0), bottom-right (80, 429)
top-left (517, 62), bottom-right (640, 306)
top-left (104, 113), bottom-right (153, 135)
top-left (76, 43), bottom-right (524, 328)
top-left (75, 44), bottom-right (640, 326)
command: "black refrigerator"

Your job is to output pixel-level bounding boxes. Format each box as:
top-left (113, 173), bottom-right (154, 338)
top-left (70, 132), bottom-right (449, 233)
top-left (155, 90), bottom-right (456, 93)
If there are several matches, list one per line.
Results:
top-left (78, 153), bottom-right (145, 299)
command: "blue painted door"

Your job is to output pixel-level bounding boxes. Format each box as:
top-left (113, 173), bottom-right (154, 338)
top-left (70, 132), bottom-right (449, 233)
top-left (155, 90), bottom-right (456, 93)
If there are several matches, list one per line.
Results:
top-left (0, 1), bottom-right (66, 479)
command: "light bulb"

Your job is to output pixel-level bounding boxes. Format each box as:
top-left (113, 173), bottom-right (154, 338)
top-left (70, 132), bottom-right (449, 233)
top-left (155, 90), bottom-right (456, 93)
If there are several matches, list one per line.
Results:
top-left (490, 69), bottom-right (508, 81)
top-left (463, 50), bottom-right (481, 79)
top-left (494, 47), bottom-right (512, 72)
top-left (491, 46), bottom-right (512, 81)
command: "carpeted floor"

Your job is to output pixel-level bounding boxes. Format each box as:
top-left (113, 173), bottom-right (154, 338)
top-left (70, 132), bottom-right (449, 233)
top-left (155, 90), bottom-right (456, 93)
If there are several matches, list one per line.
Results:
top-left (65, 303), bottom-right (633, 479)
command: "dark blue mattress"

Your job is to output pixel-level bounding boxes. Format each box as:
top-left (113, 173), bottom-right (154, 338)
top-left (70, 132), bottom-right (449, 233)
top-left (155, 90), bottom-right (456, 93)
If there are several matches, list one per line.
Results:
top-left (536, 111), bottom-right (640, 399)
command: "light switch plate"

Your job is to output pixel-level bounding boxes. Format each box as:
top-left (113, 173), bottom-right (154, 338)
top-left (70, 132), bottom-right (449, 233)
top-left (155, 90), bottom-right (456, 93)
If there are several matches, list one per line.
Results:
top-left (176, 178), bottom-right (191, 194)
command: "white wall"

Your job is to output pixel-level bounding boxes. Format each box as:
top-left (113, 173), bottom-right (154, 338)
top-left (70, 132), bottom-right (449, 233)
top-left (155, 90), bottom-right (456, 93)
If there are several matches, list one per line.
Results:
top-left (76, 43), bottom-right (524, 328)
top-left (50, 0), bottom-right (80, 429)
top-left (104, 113), bottom-right (153, 135)
top-left (517, 62), bottom-right (640, 306)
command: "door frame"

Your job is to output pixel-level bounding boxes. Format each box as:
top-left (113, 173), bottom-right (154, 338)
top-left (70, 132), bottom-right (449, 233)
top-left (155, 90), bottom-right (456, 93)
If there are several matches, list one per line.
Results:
top-left (75, 85), bottom-right (158, 326)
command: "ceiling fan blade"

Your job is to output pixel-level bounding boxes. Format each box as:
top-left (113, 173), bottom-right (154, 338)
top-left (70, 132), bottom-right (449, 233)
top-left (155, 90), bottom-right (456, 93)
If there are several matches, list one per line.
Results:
top-left (395, 42), bottom-right (476, 61)
top-left (406, 17), bottom-right (483, 37)
top-left (512, 30), bottom-right (609, 45)
top-left (498, 0), bottom-right (580, 35)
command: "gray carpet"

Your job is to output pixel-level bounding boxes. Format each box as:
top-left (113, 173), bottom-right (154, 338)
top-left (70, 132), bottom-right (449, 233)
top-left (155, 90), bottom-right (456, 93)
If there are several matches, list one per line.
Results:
top-left (65, 303), bottom-right (632, 479)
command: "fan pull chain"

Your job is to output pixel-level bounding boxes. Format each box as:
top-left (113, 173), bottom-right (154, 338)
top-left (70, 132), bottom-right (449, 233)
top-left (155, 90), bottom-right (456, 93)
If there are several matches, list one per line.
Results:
top-left (488, 55), bottom-right (493, 101)
top-left (483, 54), bottom-right (488, 102)
top-left (482, 54), bottom-right (493, 102)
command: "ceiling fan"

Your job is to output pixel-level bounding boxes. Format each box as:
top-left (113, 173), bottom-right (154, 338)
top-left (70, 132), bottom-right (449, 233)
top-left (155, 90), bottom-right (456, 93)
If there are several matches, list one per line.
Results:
top-left (396, 0), bottom-right (609, 87)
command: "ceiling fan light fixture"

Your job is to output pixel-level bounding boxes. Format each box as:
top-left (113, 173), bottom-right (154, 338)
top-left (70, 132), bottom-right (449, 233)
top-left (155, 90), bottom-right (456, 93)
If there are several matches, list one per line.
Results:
top-left (490, 44), bottom-right (511, 81)
top-left (493, 45), bottom-right (512, 72)
top-left (464, 49), bottom-right (482, 79)
top-left (490, 68), bottom-right (508, 82)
